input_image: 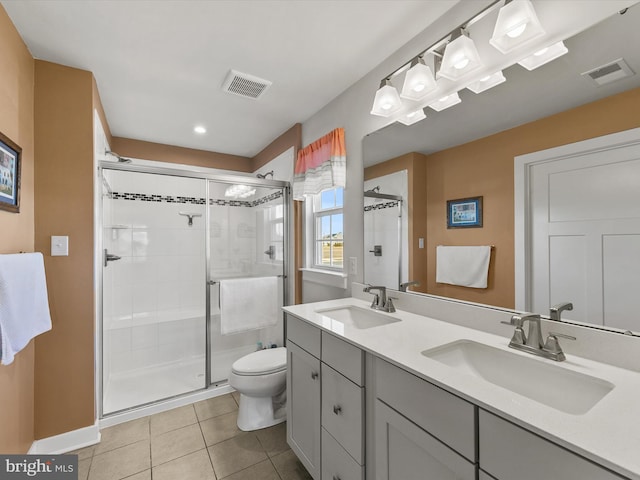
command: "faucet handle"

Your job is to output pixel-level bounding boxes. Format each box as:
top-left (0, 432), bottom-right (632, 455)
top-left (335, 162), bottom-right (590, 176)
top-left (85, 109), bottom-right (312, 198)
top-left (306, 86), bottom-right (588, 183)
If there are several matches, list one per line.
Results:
top-left (385, 297), bottom-right (396, 313)
top-left (548, 332), bottom-right (577, 341)
top-left (501, 320), bottom-right (527, 345)
top-left (543, 332), bottom-right (576, 361)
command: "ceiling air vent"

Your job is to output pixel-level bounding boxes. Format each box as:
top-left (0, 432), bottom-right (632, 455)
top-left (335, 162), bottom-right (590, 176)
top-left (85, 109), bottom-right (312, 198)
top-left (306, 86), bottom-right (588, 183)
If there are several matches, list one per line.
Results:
top-left (581, 58), bottom-right (635, 87)
top-left (222, 69), bottom-right (272, 99)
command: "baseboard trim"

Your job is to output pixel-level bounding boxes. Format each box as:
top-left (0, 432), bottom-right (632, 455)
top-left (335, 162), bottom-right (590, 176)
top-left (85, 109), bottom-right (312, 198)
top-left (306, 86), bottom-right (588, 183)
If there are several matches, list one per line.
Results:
top-left (28, 422), bottom-right (101, 454)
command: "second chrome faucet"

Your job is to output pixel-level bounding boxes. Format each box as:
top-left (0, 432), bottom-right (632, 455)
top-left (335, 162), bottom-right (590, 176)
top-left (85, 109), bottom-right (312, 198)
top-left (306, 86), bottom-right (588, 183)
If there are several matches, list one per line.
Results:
top-left (502, 313), bottom-right (575, 361)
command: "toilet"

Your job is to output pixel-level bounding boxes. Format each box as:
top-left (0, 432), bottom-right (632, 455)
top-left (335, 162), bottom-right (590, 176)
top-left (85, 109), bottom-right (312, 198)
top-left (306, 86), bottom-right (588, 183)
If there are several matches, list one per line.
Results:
top-left (228, 347), bottom-right (287, 431)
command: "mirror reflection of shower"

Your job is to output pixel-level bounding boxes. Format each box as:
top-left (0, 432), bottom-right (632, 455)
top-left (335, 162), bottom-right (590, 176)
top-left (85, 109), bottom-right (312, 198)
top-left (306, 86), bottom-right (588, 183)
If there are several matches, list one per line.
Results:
top-left (256, 170), bottom-right (274, 179)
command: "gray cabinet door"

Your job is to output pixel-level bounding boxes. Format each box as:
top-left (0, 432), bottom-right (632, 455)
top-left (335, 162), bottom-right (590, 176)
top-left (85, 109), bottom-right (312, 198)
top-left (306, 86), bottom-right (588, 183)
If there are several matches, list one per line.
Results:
top-left (287, 341), bottom-right (321, 480)
top-left (375, 400), bottom-right (476, 480)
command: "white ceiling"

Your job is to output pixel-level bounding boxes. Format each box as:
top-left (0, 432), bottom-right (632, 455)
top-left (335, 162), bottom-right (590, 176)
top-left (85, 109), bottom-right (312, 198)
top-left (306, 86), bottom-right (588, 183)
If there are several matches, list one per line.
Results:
top-left (1, 0), bottom-right (460, 157)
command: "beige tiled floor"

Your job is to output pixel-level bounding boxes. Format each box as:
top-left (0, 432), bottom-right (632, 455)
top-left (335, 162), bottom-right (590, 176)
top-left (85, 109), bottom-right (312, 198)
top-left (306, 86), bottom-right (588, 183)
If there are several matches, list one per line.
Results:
top-left (70, 393), bottom-right (312, 480)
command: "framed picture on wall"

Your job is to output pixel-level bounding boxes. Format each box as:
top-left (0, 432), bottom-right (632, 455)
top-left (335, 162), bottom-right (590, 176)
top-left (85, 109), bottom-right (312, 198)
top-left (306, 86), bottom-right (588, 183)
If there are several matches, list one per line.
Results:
top-left (447, 196), bottom-right (482, 228)
top-left (0, 131), bottom-right (21, 214)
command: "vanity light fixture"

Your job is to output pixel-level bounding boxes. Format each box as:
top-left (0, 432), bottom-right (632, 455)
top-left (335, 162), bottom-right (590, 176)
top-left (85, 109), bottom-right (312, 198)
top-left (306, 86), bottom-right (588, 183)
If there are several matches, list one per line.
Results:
top-left (400, 56), bottom-right (437, 101)
top-left (194, 125), bottom-right (207, 134)
top-left (437, 29), bottom-right (484, 81)
top-left (397, 108), bottom-right (427, 126)
top-left (224, 184), bottom-right (256, 199)
top-left (467, 70), bottom-right (507, 94)
top-left (370, 78), bottom-right (403, 117)
top-left (428, 92), bottom-right (462, 112)
top-left (518, 40), bottom-right (568, 70)
top-left (489, 0), bottom-right (546, 54)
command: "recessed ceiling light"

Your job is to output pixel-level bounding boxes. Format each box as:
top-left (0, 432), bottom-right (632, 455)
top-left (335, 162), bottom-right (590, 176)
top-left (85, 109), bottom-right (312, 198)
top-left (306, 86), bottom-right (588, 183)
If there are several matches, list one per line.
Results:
top-left (194, 125), bottom-right (207, 134)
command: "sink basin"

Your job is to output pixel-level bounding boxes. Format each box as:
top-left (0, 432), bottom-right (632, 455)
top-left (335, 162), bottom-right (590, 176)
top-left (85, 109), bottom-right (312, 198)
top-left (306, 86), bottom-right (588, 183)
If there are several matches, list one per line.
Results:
top-left (315, 306), bottom-right (401, 330)
top-left (422, 340), bottom-right (614, 415)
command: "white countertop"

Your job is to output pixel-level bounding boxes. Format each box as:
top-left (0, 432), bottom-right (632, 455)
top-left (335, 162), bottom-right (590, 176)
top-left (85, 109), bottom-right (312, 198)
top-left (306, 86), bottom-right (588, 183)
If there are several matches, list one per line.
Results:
top-left (283, 297), bottom-right (640, 480)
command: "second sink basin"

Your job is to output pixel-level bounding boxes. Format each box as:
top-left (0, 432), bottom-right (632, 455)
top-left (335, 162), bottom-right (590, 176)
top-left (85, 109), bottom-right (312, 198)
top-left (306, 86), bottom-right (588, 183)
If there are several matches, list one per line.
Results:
top-left (421, 340), bottom-right (614, 415)
top-left (315, 305), bottom-right (400, 330)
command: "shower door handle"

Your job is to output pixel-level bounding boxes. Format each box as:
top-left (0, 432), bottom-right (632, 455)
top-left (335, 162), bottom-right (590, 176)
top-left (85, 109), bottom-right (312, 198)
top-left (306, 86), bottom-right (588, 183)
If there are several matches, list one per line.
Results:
top-left (104, 249), bottom-right (122, 267)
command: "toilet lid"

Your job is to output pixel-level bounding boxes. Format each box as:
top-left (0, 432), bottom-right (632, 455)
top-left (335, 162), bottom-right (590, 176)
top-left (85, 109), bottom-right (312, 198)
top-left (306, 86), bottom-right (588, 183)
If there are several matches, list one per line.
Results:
top-left (231, 347), bottom-right (287, 375)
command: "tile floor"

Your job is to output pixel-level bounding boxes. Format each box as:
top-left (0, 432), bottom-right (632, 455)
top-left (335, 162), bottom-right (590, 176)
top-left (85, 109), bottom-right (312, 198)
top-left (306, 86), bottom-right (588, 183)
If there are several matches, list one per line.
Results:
top-left (70, 392), bottom-right (312, 480)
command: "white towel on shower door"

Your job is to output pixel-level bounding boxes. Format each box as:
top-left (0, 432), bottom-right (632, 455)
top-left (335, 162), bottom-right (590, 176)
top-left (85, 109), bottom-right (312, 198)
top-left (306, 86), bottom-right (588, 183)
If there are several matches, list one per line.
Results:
top-left (220, 276), bottom-right (279, 335)
top-left (436, 246), bottom-right (491, 288)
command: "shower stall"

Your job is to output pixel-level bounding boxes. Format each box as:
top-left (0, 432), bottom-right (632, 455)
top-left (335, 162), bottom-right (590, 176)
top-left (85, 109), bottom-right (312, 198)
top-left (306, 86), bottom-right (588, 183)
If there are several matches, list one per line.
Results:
top-left (100, 162), bottom-right (289, 416)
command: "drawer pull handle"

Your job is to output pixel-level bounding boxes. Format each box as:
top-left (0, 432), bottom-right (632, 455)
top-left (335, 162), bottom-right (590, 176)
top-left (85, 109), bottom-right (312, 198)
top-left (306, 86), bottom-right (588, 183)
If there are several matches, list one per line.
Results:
top-left (311, 372), bottom-right (319, 380)
top-left (333, 405), bottom-right (342, 415)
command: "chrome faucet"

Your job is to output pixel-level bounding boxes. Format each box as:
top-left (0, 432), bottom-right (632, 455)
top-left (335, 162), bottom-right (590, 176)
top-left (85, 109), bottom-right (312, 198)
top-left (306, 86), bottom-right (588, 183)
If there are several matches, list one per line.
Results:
top-left (399, 280), bottom-right (420, 292)
top-left (363, 285), bottom-right (396, 312)
top-left (550, 302), bottom-right (573, 321)
top-left (501, 313), bottom-right (575, 361)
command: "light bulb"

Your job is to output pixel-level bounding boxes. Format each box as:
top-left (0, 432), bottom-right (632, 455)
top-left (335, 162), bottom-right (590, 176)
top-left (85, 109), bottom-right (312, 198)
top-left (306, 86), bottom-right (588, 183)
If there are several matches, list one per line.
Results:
top-left (413, 83), bottom-right (426, 93)
top-left (440, 95), bottom-right (450, 102)
top-left (454, 57), bottom-right (470, 70)
top-left (506, 23), bottom-right (527, 38)
top-left (480, 75), bottom-right (491, 82)
top-left (534, 47), bottom-right (549, 56)
top-left (382, 102), bottom-right (392, 110)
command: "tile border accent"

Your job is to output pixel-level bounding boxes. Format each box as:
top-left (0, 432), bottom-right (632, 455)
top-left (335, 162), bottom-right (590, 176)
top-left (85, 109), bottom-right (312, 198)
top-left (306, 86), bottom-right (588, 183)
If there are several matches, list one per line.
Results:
top-left (364, 200), bottom-right (400, 212)
top-left (111, 190), bottom-right (283, 208)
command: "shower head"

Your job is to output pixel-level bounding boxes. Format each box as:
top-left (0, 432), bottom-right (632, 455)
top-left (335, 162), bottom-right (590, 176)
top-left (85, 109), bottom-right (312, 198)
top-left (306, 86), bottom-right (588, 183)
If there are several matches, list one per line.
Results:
top-left (365, 186), bottom-right (380, 194)
top-left (105, 150), bottom-right (132, 164)
top-left (256, 170), bottom-right (274, 179)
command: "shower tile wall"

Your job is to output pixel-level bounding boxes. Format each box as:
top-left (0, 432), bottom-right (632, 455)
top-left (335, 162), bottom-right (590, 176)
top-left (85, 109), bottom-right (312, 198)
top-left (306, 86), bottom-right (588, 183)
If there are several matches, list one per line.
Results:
top-left (103, 170), bottom-right (207, 411)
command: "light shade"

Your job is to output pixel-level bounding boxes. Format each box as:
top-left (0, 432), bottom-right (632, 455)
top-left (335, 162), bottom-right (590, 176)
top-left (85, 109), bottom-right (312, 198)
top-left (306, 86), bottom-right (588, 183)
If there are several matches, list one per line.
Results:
top-left (370, 80), bottom-right (403, 117)
top-left (400, 59), bottom-right (437, 101)
top-left (397, 109), bottom-right (426, 126)
top-left (518, 41), bottom-right (568, 70)
top-left (467, 71), bottom-right (507, 94)
top-left (490, 0), bottom-right (546, 54)
top-left (225, 184), bottom-right (255, 198)
top-left (428, 92), bottom-right (461, 112)
top-left (438, 33), bottom-right (483, 81)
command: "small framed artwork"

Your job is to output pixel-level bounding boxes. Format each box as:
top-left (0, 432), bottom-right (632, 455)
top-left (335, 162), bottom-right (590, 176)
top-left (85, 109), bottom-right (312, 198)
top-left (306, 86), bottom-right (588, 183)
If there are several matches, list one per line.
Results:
top-left (447, 196), bottom-right (483, 228)
top-left (0, 131), bottom-right (21, 214)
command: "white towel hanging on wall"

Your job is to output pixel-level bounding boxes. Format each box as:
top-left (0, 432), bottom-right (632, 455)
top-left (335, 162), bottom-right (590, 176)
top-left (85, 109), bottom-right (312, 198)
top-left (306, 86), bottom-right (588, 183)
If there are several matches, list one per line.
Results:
top-left (220, 276), bottom-right (279, 335)
top-left (0, 253), bottom-right (52, 365)
top-left (436, 245), bottom-right (492, 289)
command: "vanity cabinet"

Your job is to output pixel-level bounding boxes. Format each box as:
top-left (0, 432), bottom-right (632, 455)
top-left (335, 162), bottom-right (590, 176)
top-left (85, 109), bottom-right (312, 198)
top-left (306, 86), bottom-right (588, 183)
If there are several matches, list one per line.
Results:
top-left (479, 410), bottom-right (627, 480)
top-left (373, 358), bottom-right (477, 479)
top-left (286, 315), bottom-right (365, 480)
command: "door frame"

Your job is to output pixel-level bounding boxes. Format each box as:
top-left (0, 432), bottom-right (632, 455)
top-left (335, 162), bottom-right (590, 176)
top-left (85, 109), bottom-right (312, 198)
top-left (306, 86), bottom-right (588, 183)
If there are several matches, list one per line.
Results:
top-left (514, 127), bottom-right (640, 311)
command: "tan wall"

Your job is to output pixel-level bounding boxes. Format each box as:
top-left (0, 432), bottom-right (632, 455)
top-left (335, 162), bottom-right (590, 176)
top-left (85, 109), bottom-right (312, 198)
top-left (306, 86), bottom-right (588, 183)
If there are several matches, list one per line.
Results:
top-left (426, 87), bottom-right (640, 308)
top-left (0, 5), bottom-right (36, 454)
top-left (111, 137), bottom-right (253, 171)
top-left (33, 61), bottom-right (95, 439)
top-left (365, 152), bottom-right (428, 292)
top-left (252, 123), bottom-right (301, 171)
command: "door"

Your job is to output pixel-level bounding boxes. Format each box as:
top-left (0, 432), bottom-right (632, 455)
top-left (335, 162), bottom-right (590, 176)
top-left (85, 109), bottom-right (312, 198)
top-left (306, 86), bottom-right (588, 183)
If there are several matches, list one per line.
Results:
top-left (528, 133), bottom-right (640, 330)
top-left (287, 342), bottom-right (321, 480)
top-left (374, 400), bottom-right (476, 480)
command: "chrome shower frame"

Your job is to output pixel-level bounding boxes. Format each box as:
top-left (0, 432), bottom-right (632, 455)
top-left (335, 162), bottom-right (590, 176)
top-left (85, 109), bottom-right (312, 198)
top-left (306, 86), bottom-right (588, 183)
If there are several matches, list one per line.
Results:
top-left (97, 161), bottom-right (290, 420)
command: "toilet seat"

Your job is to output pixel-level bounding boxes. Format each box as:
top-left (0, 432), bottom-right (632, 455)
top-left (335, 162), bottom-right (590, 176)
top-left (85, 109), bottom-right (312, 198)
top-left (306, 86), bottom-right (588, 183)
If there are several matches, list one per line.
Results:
top-left (231, 347), bottom-right (286, 376)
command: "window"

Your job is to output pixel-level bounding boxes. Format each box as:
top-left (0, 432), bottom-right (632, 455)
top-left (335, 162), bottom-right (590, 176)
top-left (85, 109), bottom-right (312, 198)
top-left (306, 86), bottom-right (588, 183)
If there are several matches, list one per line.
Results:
top-left (313, 187), bottom-right (344, 269)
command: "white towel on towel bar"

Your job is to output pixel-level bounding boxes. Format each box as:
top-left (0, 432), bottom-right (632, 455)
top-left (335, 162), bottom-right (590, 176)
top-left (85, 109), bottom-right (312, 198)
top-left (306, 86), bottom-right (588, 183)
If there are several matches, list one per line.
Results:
top-left (436, 246), bottom-right (492, 289)
top-left (220, 276), bottom-right (279, 335)
top-left (0, 253), bottom-right (52, 365)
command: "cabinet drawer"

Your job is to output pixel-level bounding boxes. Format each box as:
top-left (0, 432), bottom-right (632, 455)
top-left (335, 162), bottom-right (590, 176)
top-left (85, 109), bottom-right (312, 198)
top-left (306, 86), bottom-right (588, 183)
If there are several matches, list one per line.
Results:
top-left (321, 363), bottom-right (364, 464)
top-left (287, 315), bottom-right (321, 358)
top-left (322, 428), bottom-right (364, 480)
top-left (375, 400), bottom-right (476, 480)
top-left (479, 410), bottom-right (626, 480)
top-left (322, 332), bottom-right (364, 386)
top-left (375, 358), bottom-right (476, 462)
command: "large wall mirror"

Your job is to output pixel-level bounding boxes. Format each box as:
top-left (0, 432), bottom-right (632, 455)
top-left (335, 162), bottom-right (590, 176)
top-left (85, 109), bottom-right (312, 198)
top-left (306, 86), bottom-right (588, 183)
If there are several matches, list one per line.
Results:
top-left (363, 5), bottom-right (640, 334)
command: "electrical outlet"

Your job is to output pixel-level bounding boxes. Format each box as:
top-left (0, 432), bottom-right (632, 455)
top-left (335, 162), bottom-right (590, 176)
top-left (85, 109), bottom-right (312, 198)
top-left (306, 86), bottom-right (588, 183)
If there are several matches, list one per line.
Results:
top-left (349, 257), bottom-right (357, 275)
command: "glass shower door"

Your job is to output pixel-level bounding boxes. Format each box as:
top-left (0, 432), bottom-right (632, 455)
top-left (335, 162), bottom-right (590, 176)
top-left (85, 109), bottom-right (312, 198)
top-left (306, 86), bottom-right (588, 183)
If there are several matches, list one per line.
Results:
top-left (207, 180), bottom-right (287, 385)
top-left (102, 169), bottom-right (207, 415)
